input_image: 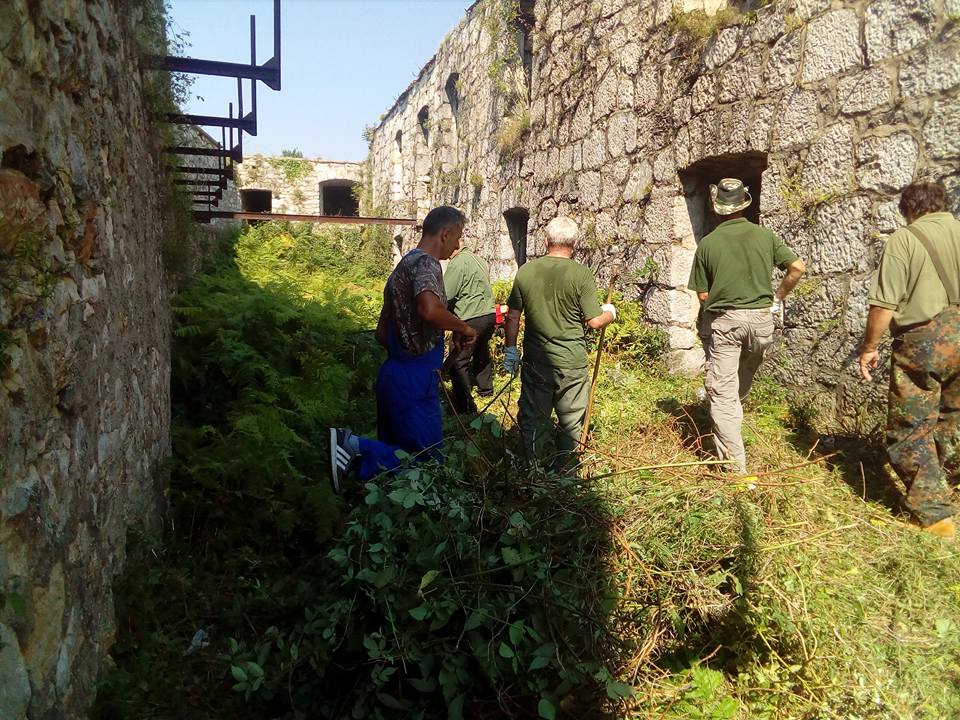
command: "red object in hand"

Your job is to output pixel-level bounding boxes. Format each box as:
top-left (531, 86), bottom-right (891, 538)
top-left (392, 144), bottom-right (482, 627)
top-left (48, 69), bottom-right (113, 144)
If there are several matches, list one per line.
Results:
top-left (494, 304), bottom-right (508, 325)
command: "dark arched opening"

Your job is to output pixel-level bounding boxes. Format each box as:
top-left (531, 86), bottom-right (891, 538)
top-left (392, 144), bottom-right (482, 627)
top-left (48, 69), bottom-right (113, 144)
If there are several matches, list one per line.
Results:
top-left (417, 106), bottom-right (430, 146)
top-left (677, 151), bottom-right (768, 242)
top-left (503, 207), bottom-right (529, 266)
top-left (445, 73), bottom-right (461, 116)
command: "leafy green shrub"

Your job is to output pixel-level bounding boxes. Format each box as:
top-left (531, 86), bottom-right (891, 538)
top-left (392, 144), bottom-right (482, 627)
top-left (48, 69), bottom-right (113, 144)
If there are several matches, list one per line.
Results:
top-left (217, 456), bottom-right (628, 719)
top-left (496, 110), bottom-right (531, 158)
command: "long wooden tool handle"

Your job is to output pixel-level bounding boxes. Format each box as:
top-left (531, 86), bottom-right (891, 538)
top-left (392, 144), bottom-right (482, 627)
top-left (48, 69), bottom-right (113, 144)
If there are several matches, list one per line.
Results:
top-left (580, 279), bottom-right (616, 447)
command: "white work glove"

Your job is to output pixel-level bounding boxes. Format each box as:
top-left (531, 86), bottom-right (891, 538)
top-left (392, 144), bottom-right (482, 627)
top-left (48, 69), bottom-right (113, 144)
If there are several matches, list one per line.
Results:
top-left (601, 303), bottom-right (617, 321)
top-left (769, 297), bottom-right (783, 321)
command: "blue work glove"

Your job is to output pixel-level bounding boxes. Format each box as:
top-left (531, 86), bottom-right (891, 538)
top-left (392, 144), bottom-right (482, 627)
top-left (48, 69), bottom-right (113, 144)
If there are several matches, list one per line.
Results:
top-left (503, 345), bottom-right (520, 377)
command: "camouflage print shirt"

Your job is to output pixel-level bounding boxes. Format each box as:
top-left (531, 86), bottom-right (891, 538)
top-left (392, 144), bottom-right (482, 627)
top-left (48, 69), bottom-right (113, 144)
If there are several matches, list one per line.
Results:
top-left (384, 248), bottom-right (446, 356)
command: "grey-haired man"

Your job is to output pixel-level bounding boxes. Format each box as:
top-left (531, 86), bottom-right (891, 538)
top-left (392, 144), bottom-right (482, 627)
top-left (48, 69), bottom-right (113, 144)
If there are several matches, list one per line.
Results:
top-left (688, 178), bottom-right (806, 473)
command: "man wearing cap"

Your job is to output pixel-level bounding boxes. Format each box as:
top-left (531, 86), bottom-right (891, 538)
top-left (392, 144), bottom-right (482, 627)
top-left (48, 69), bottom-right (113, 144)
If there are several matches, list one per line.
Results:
top-left (688, 178), bottom-right (806, 473)
top-left (328, 206), bottom-right (478, 492)
top-left (503, 216), bottom-right (616, 468)
top-left (444, 238), bottom-right (496, 414)
top-left (858, 180), bottom-right (960, 539)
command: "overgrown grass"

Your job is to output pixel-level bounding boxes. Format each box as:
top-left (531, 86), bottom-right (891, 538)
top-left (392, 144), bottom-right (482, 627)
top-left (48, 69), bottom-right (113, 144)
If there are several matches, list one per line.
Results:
top-left (95, 223), bottom-right (960, 719)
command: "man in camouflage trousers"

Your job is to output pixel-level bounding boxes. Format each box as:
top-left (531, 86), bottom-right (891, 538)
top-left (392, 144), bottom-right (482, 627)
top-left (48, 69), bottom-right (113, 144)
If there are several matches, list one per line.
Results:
top-left (859, 180), bottom-right (960, 539)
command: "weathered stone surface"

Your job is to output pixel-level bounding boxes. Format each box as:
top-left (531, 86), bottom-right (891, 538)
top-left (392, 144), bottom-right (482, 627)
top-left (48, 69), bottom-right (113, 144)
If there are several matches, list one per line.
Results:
top-left (719, 45), bottom-right (765, 103)
top-left (923, 99), bottom-right (960, 159)
top-left (805, 196), bottom-right (875, 273)
top-left (874, 201), bottom-right (904, 233)
top-left (607, 112), bottom-right (637, 157)
top-left (856, 133), bottom-right (919, 191)
top-left (763, 31), bottom-right (801, 92)
top-left (864, 0), bottom-right (937, 63)
top-left (772, 89), bottom-right (820, 149)
top-left (623, 161), bottom-right (653, 203)
top-left (800, 10), bottom-right (863, 83)
top-left (704, 27), bottom-right (741, 69)
top-left (899, 44), bottom-right (960, 98)
top-left (0, 624), bottom-right (31, 720)
top-left (795, 0), bottom-right (831, 20)
top-left (838, 67), bottom-right (891, 114)
top-left (803, 123), bottom-right (855, 194)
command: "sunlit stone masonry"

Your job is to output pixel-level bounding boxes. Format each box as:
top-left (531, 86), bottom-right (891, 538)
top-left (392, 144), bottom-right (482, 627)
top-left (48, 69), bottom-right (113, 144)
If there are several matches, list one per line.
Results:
top-left (367, 0), bottom-right (960, 430)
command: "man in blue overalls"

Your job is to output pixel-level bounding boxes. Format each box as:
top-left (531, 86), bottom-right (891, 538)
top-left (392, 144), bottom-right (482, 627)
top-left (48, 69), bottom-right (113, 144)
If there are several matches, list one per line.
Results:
top-left (328, 206), bottom-right (477, 492)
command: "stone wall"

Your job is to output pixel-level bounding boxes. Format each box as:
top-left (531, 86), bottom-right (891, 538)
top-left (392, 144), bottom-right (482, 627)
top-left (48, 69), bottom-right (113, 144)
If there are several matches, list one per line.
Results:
top-left (368, 0), bottom-right (960, 430)
top-left (0, 1), bottom-right (173, 717)
top-left (236, 155), bottom-right (363, 215)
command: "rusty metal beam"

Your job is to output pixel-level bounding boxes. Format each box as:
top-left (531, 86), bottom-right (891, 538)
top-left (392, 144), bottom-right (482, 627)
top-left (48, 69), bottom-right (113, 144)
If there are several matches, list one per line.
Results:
top-left (192, 211), bottom-right (418, 225)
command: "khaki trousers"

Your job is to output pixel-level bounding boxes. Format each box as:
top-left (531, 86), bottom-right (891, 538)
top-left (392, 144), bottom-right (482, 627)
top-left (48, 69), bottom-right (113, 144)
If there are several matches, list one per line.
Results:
top-left (702, 309), bottom-right (775, 472)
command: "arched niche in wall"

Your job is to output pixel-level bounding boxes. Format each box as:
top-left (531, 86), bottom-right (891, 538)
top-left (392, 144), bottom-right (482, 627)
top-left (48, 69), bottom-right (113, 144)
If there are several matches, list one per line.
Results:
top-left (319, 179), bottom-right (360, 216)
top-left (417, 106), bottom-right (430, 147)
top-left (395, 130), bottom-right (402, 155)
top-left (677, 151), bottom-right (768, 243)
top-left (503, 207), bottom-right (530, 267)
top-left (445, 73), bottom-right (461, 117)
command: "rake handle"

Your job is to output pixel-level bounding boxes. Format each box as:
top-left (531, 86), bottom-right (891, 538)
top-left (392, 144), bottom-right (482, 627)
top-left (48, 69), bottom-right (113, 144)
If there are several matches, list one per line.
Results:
top-left (580, 278), bottom-right (616, 447)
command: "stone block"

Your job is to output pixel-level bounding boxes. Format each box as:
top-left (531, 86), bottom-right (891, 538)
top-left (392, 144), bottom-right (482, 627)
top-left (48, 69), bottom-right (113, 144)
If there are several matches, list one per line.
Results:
top-left (0, 624), bottom-right (31, 720)
top-left (923, 99), bottom-right (960, 160)
top-left (665, 347), bottom-right (705, 376)
top-left (623, 161), bottom-right (653, 203)
top-left (653, 147), bottom-right (675, 184)
top-left (620, 42), bottom-right (641, 75)
top-left (593, 70), bottom-right (620, 119)
top-left (772, 89), bottom-right (820, 150)
top-left (843, 275), bottom-right (873, 334)
top-left (806, 196), bottom-right (874, 273)
top-left (583, 127), bottom-right (608, 169)
top-left (704, 27), bottom-right (740, 69)
top-left (646, 287), bottom-right (697, 327)
top-left (691, 74), bottom-right (716, 115)
top-left (874, 201), bottom-right (904, 233)
top-left (607, 112), bottom-right (637, 157)
top-left (801, 10), bottom-right (862, 83)
top-left (719, 45), bottom-right (764, 103)
top-left (899, 44), bottom-right (960, 98)
top-left (802, 122), bottom-right (855, 194)
top-left (763, 31), bottom-right (801, 91)
top-left (751, 2), bottom-right (788, 44)
top-left (577, 171), bottom-right (602, 209)
top-left (667, 325), bottom-right (698, 350)
top-left (795, 0), bottom-right (831, 20)
top-left (838, 67), bottom-right (891, 114)
top-left (856, 132), bottom-right (919, 192)
top-left (865, 0), bottom-right (936, 63)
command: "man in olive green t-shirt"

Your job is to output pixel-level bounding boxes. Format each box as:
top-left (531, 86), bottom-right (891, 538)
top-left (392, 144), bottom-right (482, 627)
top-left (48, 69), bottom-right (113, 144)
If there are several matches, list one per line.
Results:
top-left (504, 216), bottom-right (616, 466)
top-left (444, 242), bottom-right (496, 414)
top-left (688, 178), bottom-right (805, 473)
top-left (858, 180), bottom-right (960, 539)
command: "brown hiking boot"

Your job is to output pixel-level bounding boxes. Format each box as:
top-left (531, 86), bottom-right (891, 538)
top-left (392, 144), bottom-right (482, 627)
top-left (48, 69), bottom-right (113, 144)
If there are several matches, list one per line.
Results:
top-left (924, 517), bottom-right (956, 539)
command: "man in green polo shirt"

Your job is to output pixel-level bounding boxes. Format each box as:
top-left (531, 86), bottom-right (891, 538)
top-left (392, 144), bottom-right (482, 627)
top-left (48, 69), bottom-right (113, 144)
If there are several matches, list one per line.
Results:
top-left (444, 239), bottom-right (496, 414)
top-left (859, 180), bottom-right (960, 540)
top-left (688, 178), bottom-right (806, 473)
top-left (503, 216), bottom-right (616, 466)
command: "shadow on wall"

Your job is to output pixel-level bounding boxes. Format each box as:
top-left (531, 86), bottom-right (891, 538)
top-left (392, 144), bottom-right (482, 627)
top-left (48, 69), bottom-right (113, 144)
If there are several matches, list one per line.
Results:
top-left (678, 151), bottom-right (768, 243)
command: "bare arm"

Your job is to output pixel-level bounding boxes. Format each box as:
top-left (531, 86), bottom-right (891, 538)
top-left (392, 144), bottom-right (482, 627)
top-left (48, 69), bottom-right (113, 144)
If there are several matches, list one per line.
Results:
top-left (375, 305), bottom-right (388, 348)
top-left (775, 258), bottom-right (806, 300)
top-left (417, 291), bottom-right (476, 338)
top-left (505, 308), bottom-right (521, 347)
top-left (585, 310), bottom-right (614, 330)
top-left (858, 305), bottom-right (895, 381)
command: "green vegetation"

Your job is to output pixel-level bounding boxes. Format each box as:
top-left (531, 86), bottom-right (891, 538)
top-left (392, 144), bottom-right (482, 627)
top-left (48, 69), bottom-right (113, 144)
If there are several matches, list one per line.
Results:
top-left (267, 156), bottom-right (314, 185)
top-left (496, 109), bottom-right (531, 158)
top-left (668, 7), bottom-right (743, 49)
top-left (469, 171), bottom-right (485, 191)
top-left (95, 223), bottom-right (960, 720)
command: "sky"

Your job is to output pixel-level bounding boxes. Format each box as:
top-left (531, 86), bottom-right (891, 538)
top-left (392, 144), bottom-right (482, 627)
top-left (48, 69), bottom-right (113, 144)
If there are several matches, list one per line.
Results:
top-left (167, 0), bottom-right (475, 162)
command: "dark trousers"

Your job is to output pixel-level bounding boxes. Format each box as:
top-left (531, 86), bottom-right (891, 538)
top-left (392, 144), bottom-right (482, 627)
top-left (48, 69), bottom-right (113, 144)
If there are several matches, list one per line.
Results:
top-left (447, 313), bottom-right (496, 414)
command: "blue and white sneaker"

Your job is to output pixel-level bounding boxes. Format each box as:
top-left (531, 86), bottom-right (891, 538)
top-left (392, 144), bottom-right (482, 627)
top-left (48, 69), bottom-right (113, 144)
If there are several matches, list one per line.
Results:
top-left (328, 428), bottom-right (359, 494)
